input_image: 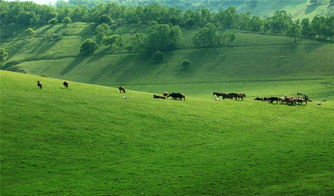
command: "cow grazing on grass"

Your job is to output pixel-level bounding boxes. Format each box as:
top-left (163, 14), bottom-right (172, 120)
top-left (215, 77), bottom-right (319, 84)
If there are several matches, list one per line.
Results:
top-left (232, 93), bottom-right (246, 100)
top-left (153, 95), bottom-right (166, 99)
top-left (296, 95), bottom-right (311, 105)
top-left (213, 92), bottom-right (229, 99)
top-left (163, 92), bottom-right (169, 98)
top-left (254, 97), bottom-right (267, 101)
top-left (268, 97), bottom-right (281, 103)
top-left (63, 81), bottom-right (69, 88)
top-left (119, 86), bottom-right (126, 93)
top-left (281, 97), bottom-right (297, 105)
top-left (168, 93), bottom-right (185, 101)
top-left (37, 81), bottom-right (42, 89)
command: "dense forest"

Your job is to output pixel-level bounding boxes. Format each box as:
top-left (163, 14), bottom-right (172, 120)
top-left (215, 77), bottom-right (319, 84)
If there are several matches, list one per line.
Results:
top-left (0, 0), bottom-right (333, 58)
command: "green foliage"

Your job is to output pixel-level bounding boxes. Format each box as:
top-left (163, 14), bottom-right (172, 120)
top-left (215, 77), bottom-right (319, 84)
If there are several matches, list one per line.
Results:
top-left (80, 39), bottom-right (98, 53)
top-left (48, 18), bottom-right (58, 24)
top-left (193, 23), bottom-right (222, 48)
top-left (145, 24), bottom-right (182, 52)
top-left (24, 28), bottom-right (36, 38)
top-left (44, 32), bottom-right (63, 41)
top-left (0, 1), bottom-right (333, 41)
top-left (104, 35), bottom-right (120, 48)
top-left (95, 23), bottom-right (110, 44)
top-left (97, 14), bottom-right (112, 24)
top-left (287, 22), bottom-right (301, 43)
top-left (62, 17), bottom-right (72, 24)
top-left (0, 48), bottom-right (8, 62)
top-left (181, 59), bottom-right (191, 69)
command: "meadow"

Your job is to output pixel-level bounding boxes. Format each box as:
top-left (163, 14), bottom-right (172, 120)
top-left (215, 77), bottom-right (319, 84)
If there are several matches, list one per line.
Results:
top-left (1, 70), bottom-right (334, 195)
top-left (1, 17), bottom-right (334, 195)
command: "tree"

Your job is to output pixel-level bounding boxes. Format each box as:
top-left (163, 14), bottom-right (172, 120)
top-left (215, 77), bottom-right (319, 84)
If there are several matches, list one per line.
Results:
top-left (145, 24), bottom-right (182, 52)
top-left (25, 28), bottom-right (36, 38)
top-left (97, 14), bottom-right (112, 24)
top-left (104, 35), bottom-right (120, 48)
top-left (62, 17), bottom-right (72, 24)
top-left (181, 59), bottom-right (191, 69)
top-left (222, 30), bottom-right (236, 45)
top-left (287, 22), bottom-right (301, 43)
top-left (48, 18), bottom-right (58, 24)
top-left (95, 23), bottom-right (110, 44)
top-left (80, 39), bottom-right (98, 53)
top-left (193, 23), bottom-right (221, 48)
top-left (301, 18), bottom-right (313, 37)
top-left (0, 48), bottom-right (8, 63)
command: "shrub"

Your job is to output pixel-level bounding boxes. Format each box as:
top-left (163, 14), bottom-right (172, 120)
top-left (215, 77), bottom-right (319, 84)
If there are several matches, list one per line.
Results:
top-left (181, 59), bottom-right (191, 69)
top-left (97, 15), bottom-right (112, 24)
top-left (62, 17), bottom-right (72, 24)
top-left (80, 39), bottom-right (98, 53)
top-left (48, 18), bottom-right (58, 24)
top-left (25, 28), bottom-right (35, 38)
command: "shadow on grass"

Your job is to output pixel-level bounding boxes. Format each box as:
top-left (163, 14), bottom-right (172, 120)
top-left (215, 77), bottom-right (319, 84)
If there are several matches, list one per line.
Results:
top-left (87, 47), bottom-right (112, 63)
top-left (61, 54), bottom-right (89, 75)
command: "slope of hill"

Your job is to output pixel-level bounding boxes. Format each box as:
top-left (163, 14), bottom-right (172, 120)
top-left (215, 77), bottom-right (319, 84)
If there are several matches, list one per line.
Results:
top-left (1, 23), bottom-right (334, 96)
top-left (1, 70), bottom-right (334, 195)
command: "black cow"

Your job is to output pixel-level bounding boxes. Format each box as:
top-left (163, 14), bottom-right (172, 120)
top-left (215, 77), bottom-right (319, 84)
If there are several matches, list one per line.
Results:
top-left (168, 93), bottom-right (185, 101)
top-left (37, 81), bottom-right (43, 89)
top-left (63, 81), bottom-right (69, 88)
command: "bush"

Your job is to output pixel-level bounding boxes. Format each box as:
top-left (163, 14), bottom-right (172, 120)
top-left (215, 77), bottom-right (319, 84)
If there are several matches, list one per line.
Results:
top-left (152, 50), bottom-right (164, 63)
top-left (25, 28), bottom-right (35, 38)
top-left (97, 15), bottom-right (112, 24)
top-left (80, 39), bottom-right (98, 54)
top-left (181, 59), bottom-right (191, 69)
top-left (48, 18), bottom-right (58, 24)
top-left (62, 17), bottom-right (72, 24)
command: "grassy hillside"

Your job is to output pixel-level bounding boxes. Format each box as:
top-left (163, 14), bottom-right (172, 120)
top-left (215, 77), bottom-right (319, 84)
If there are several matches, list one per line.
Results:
top-left (1, 23), bottom-right (334, 96)
top-left (1, 70), bottom-right (334, 195)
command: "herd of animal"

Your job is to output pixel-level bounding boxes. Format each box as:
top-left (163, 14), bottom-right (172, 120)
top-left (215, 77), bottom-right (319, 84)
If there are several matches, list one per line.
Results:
top-left (254, 95), bottom-right (311, 105)
top-left (36, 81), bottom-right (311, 105)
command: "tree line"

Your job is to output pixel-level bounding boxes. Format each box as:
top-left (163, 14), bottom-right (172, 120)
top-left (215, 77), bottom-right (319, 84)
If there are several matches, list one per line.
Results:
top-left (1, 1), bottom-right (333, 41)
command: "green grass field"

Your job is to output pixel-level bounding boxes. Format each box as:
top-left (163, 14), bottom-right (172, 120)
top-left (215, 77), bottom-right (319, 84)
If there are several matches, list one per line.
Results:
top-left (1, 70), bottom-right (334, 195)
top-left (1, 20), bottom-right (334, 195)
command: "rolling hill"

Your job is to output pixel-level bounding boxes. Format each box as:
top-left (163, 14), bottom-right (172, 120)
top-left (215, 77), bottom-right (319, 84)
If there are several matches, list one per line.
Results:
top-left (1, 22), bottom-right (334, 97)
top-left (1, 70), bottom-right (334, 195)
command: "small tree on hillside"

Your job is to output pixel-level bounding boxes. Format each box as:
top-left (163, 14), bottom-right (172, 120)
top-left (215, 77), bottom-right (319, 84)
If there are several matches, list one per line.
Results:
top-left (104, 35), bottom-right (120, 48)
top-left (48, 18), bottom-right (58, 24)
top-left (95, 23), bottom-right (110, 44)
top-left (25, 28), bottom-right (35, 38)
top-left (0, 48), bottom-right (8, 63)
top-left (62, 17), bottom-right (72, 24)
top-left (287, 22), bottom-right (301, 43)
top-left (181, 59), bottom-right (191, 69)
top-left (80, 39), bottom-right (98, 54)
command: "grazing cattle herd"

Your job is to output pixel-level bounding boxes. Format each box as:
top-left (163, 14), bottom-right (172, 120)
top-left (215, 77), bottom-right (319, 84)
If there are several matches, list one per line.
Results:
top-left (254, 95), bottom-right (311, 105)
top-left (36, 81), bottom-right (314, 106)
